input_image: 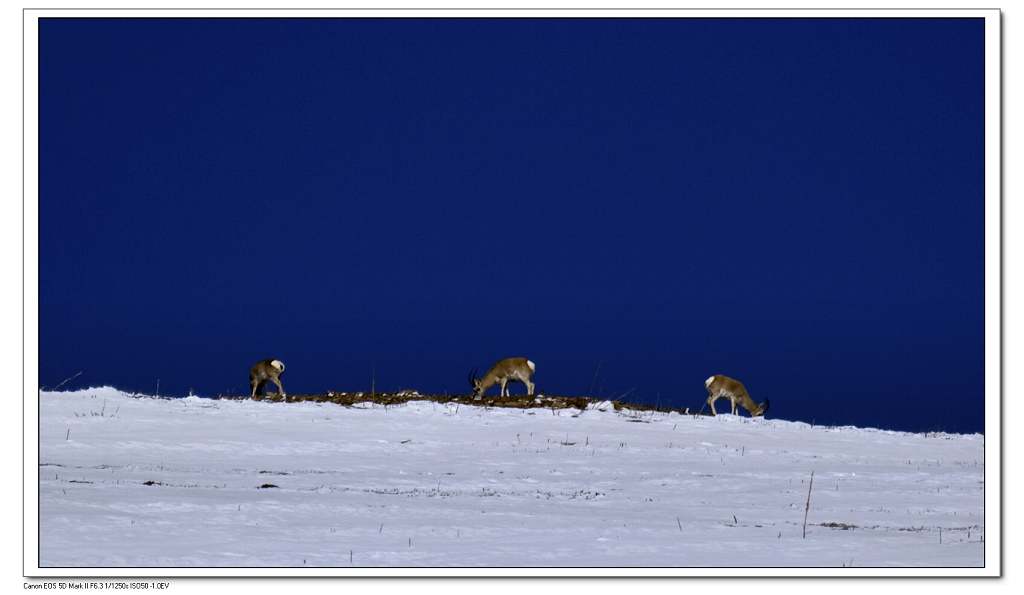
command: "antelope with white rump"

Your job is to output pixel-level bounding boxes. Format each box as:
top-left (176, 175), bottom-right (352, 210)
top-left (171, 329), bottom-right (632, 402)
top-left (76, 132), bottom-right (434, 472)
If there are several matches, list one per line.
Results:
top-left (250, 359), bottom-right (286, 400)
top-left (469, 357), bottom-right (536, 397)
top-left (703, 374), bottom-right (769, 417)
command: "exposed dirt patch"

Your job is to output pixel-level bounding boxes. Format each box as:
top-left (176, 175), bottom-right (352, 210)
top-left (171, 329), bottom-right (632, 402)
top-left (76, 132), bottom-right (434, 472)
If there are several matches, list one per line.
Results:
top-left (819, 522), bottom-right (858, 530)
top-left (225, 390), bottom-right (697, 416)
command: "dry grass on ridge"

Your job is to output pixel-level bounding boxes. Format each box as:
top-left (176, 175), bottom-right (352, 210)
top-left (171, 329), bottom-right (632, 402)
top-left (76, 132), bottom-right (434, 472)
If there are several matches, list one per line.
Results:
top-left (223, 390), bottom-right (696, 416)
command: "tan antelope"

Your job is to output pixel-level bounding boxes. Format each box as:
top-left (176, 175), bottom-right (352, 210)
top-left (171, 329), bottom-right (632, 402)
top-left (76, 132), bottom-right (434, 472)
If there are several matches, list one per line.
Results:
top-left (469, 357), bottom-right (536, 397)
top-left (705, 374), bottom-right (769, 417)
top-left (250, 359), bottom-right (286, 399)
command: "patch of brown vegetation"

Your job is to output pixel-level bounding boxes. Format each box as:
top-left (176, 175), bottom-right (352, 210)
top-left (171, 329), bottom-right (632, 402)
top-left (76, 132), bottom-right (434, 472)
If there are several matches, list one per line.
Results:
top-left (819, 522), bottom-right (858, 530)
top-left (226, 390), bottom-right (694, 415)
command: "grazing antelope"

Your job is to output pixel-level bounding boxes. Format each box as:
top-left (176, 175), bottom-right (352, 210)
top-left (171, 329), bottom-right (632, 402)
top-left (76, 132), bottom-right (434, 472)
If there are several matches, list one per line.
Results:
top-left (250, 359), bottom-right (286, 399)
top-left (469, 357), bottom-right (536, 397)
top-left (705, 374), bottom-right (769, 417)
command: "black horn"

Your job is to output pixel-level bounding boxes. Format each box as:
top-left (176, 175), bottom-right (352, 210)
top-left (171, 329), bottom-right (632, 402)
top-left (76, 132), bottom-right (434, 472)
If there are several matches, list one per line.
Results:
top-left (468, 367), bottom-right (478, 387)
top-left (762, 398), bottom-right (770, 413)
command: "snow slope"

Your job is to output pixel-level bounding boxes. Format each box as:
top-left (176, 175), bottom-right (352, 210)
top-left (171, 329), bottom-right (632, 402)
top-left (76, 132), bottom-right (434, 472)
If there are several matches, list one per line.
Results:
top-left (31, 388), bottom-right (989, 576)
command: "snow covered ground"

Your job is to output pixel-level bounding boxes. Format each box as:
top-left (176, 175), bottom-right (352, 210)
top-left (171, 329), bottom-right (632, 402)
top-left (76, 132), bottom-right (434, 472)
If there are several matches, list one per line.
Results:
top-left (30, 387), bottom-right (990, 576)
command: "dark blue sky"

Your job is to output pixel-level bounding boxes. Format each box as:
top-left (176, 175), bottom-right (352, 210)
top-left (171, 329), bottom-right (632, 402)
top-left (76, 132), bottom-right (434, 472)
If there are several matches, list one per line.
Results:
top-left (37, 17), bottom-right (987, 434)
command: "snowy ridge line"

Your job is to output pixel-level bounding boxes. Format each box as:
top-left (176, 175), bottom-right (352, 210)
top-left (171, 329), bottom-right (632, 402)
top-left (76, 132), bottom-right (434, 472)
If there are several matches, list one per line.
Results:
top-left (42, 384), bottom-right (698, 415)
top-left (40, 386), bottom-right (984, 438)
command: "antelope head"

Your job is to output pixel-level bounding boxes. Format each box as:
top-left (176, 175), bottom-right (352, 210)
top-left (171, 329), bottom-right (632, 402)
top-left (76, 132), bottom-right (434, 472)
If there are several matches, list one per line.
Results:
top-left (250, 359), bottom-right (286, 400)
top-left (705, 374), bottom-right (769, 417)
top-left (469, 357), bottom-right (536, 397)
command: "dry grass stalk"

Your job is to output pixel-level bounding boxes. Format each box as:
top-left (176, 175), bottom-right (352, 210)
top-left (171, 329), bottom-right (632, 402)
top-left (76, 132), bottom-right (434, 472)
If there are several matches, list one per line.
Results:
top-left (803, 470), bottom-right (815, 538)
